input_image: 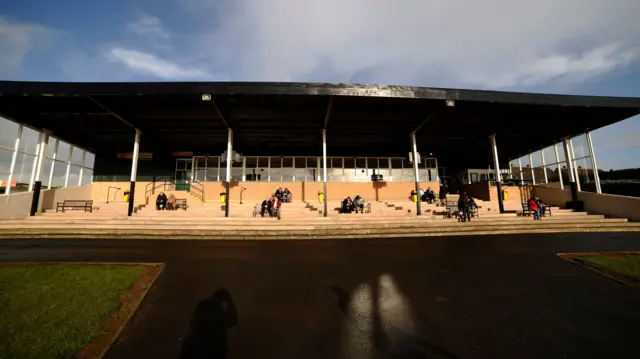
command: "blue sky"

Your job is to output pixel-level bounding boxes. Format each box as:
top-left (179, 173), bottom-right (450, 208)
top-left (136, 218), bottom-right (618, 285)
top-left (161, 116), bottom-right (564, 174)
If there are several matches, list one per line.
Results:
top-left (1, 0), bottom-right (639, 169)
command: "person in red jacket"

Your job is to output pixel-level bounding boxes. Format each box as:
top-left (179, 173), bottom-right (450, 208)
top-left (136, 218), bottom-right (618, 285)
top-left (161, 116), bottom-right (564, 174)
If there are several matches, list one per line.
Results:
top-left (528, 196), bottom-right (540, 220)
top-left (271, 195), bottom-right (282, 220)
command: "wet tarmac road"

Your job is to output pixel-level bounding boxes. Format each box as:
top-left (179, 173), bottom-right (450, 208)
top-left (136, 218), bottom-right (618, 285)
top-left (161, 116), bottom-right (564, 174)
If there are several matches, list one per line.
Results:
top-left (1, 233), bottom-right (639, 359)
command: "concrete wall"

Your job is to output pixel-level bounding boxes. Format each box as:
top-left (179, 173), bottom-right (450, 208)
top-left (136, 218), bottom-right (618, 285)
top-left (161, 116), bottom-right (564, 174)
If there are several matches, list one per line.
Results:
top-left (533, 186), bottom-right (640, 221)
top-left (92, 181), bottom-right (153, 204)
top-left (490, 185), bottom-right (532, 203)
top-left (40, 185), bottom-right (94, 211)
top-left (464, 181), bottom-right (491, 200)
top-left (0, 191), bottom-right (42, 219)
top-left (197, 181), bottom-right (441, 202)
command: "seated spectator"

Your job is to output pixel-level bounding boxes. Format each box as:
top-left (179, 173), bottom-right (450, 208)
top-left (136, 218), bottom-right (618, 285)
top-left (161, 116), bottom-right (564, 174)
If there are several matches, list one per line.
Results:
top-left (260, 197), bottom-right (270, 217)
top-left (271, 195), bottom-right (282, 220)
top-left (156, 192), bottom-right (167, 210)
top-left (342, 197), bottom-right (354, 214)
top-left (528, 196), bottom-right (540, 220)
top-left (167, 193), bottom-right (177, 210)
top-left (418, 188), bottom-right (425, 201)
top-left (426, 187), bottom-right (436, 203)
top-left (438, 185), bottom-right (448, 206)
top-left (283, 188), bottom-right (292, 203)
top-left (468, 197), bottom-right (478, 217)
top-left (535, 197), bottom-right (546, 217)
top-left (353, 195), bottom-right (365, 213)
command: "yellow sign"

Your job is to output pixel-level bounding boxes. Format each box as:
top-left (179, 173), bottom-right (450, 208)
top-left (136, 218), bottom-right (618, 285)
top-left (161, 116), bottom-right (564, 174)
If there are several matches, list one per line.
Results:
top-left (172, 152), bottom-right (194, 157)
top-left (117, 152), bottom-right (153, 159)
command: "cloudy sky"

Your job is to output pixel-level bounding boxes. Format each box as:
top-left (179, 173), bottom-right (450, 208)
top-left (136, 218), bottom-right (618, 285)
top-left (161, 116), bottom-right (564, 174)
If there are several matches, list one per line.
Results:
top-left (1, 0), bottom-right (640, 169)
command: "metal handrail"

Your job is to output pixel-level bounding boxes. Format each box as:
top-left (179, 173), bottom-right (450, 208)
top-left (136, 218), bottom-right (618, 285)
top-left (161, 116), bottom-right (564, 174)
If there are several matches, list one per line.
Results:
top-left (145, 177), bottom-right (175, 197)
top-left (189, 180), bottom-right (205, 202)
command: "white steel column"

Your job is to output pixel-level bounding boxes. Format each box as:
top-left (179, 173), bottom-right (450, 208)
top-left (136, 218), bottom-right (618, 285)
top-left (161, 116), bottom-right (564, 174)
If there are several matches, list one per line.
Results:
top-left (322, 129), bottom-right (328, 217)
top-left (127, 129), bottom-right (141, 217)
top-left (225, 129), bottom-right (233, 182)
top-left (554, 144), bottom-right (564, 189)
top-left (388, 158), bottom-right (392, 181)
top-left (78, 151), bottom-right (85, 186)
top-left (64, 147), bottom-right (72, 188)
top-left (570, 140), bottom-right (581, 191)
top-left (490, 135), bottom-right (504, 213)
top-left (586, 131), bottom-right (602, 194)
top-left (47, 139), bottom-right (58, 189)
top-left (518, 158), bottom-right (524, 183)
top-left (410, 132), bottom-right (421, 216)
top-left (268, 157), bottom-right (272, 182)
top-left (28, 132), bottom-right (43, 192)
top-left (529, 153), bottom-right (536, 185)
top-left (242, 156), bottom-right (246, 181)
top-left (434, 158), bottom-right (439, 182)
top-left (563, 139), bottom-right (576, 182)
top-left (540, 150), bottom-right (548, 184)
top-left (5, 125), bottom-right (22, 195)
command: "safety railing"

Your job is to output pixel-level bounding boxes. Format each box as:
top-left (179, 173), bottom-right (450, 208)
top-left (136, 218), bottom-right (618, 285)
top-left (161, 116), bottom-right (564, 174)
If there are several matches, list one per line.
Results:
top-left (189, 180), bottom-right (205, 202)
top-left (145, 177), bottom-right (176, 198)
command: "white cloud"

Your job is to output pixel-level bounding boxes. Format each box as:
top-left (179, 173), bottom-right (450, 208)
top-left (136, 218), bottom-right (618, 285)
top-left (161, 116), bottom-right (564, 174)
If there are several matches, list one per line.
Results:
top-left (106, 47), bottom-right (209, 79)
top-left (0, 17), bottom-right (57, 75)
top-left (185, 0), bottom-right (640, 89)
top-left (127, 13), bottom-right (170, 45)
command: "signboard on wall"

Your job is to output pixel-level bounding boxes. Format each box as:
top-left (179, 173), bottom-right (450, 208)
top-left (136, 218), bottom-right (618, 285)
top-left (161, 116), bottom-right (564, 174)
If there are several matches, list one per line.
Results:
top-left (172, 152), bottom-right (194, 157)
top-left (117, 152), bottom-right (153, 160)
top-left (0, 180), bottom-right (17, 187)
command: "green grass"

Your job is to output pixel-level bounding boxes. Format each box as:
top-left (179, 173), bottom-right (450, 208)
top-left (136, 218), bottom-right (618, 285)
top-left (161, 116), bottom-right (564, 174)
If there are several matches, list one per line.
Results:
top-left (575, 253), bottom-right (640, 281)
top-left (0, 264), bottom-right (145, 359)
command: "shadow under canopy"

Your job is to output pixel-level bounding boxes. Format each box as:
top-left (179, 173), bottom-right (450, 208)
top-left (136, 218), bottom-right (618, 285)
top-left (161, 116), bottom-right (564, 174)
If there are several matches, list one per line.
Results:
top-left (178, 288), bottom-right (238, 359)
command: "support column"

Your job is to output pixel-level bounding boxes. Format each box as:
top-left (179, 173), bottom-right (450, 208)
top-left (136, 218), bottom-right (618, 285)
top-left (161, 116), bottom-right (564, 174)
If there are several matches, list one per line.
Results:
top-left (518, 158), bottom-right (524, 184)
top-left (490, 135), bottom-right (504, 213)
top-left (322, 130), bottom-right (328, 217)
top-left (410, 132), bottom-right (421, 216)
top-left (30, 131), bottom-right (50, 216)
top-left (64, 147), bottom-right (72, 188)
top-left (434, 158), bottom-right (439, 183)
top-left (47, 139), bottom-right (58, 189)
top-left (225, 129), bottom-right (233, 218)
top-left (241, 156), bottom-right (246, 181)
top-left (540, 150), bottom-right (548, 184)
top-left (570, 140), bottom-right (581, 192)
top-left (5, 125), bottom-right (22, 195)
top-left (78, 150), bottom-right (85, 186)
top-left (529, 154), bottom-right (536, 185)
top-left (28, 132), bottom-right (43, 192)
top-left (127, 130), bottom-right (141, 217)
top-left (563, 138), bottom-right (578, 203)
top-left (586, 131), bottom-right (602, 194)
top-left (554, 144), bottom-right (564, 189)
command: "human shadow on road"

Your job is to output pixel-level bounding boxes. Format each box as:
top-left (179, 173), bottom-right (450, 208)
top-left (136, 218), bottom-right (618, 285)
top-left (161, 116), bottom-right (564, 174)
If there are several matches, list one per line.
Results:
top-left (331, 285), bottom-right (459, 359)
top-left (177, 288), bottom-right (238, 359)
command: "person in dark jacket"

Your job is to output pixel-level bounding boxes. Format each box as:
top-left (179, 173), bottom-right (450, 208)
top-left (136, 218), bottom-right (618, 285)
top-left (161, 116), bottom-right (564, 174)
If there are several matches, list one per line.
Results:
top-left (260, 197), bottom-right (270, 217)
top-left (342, 197), bottom-right (353, 214)
top-left (457, 192), bottom-right (471, 222)
top-left (439, 185), bottom-right (448, 206)
top-left (156, 192), bottom-right (167, 210)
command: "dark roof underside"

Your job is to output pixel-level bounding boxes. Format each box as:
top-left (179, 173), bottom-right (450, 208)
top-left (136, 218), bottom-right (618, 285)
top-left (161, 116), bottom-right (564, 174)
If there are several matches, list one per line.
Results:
top-left (0, 81), bottom-right (638, 169)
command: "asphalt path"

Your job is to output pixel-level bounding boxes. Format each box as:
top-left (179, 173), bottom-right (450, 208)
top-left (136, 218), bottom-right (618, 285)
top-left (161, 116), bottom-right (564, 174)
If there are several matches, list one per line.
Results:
top-left (1, 233), bottom-right (639, 359)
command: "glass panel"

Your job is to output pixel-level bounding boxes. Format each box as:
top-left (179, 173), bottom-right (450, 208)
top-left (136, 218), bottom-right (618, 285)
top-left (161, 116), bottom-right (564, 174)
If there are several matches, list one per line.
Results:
top-left (293, 168), bottom-right (312, 181)
top-left (377, 168), bottom-right (390, 181)
top-left (402, 169), bottom-right (414, 181)
top-left (51, 161), bottom-right (67, 188)
top-left (271, 157), bottom-right (282, 168)
top-left (331, 158), bottom-right (342, 169)
top-left (13, 152), bottom-right (35, 186)
top-left (194, 169), bottom-right (206, 181)
top-left (282, 168), bottom-right (295, 181)
top-left (294, 158), bottom-right (306, 168)
top-left (270, 168), bottom-right (282, 181)
top-left (84, 152), bottom-right (95, 169)
top-left (531, 151), bottom-right (543, 168)
top-left (68, 165), bottom-right (81, 187)
top-left (282, 157), bottom-right (293, 168)
top-left (0, 117), bottom-right (19, 149)
top-left (46, 137), bottom-right (58, 159)
top-left (57, 141), bottom-right (71, 161)
top-left (42, 159), bottom-right (52, 187)
top-left (306, 157), bottom-right (317, 168)
top-left (0, 148), bottom-right (13, 175)
top-left (71, 147), bottom-right (84, 166)
top-left (343, 158), bottom-right (354, 169)
top-left (366, 158), bottom-right (378, 169)
top-left (257, 157), bottom-right (269, 168)
top-left (245, 157), bottom-right (257, 169)
top-left (18, 127), bottom-right (40, 154)
top-left (571, 135), bottom-right (589, 159)
top-left (390, 158), bottom-right (403, 169)
top-left (231, 168), bottom-right (243, 181)
top-left (82, 169), bottom-right (93, 185)
top-left (520, 155), bottom-right (530, 167)
top-left (542, 146), bottom-right (556, 166)
top-left (255, 167), bottom-right (268, 182)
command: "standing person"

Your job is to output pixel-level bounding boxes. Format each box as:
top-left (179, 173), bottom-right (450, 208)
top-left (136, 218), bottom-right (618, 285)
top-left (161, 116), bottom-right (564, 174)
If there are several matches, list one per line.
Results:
top-left (457, 192), bottom-right (471, 222)
top-left (439, 185), bottom-right (448, 206)
top-left (528, 196), bottom-right (540, 220)
top-left (272, 195), bottom-right (282, 220)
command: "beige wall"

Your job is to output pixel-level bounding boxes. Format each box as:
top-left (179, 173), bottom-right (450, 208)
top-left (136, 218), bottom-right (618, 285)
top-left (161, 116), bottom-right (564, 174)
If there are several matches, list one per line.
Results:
top-left (0, 191), bottom-right (41, 219)
top-left (533, 186), bottom-right (640, 221)
top-left (92, 181), bottom-right (153, 204)
top-left (40, 184), bottom-right (94, 211)
top-left (464, 181), bottom-right (491, 200)
top-left (196, 181), bottom-right (441, 202)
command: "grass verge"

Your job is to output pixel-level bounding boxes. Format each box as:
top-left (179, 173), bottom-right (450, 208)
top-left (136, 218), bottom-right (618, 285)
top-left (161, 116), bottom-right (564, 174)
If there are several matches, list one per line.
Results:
top-left (0, 263), bottom-right (162, 359)
top-left (558, 251), bottom-right (640, 288)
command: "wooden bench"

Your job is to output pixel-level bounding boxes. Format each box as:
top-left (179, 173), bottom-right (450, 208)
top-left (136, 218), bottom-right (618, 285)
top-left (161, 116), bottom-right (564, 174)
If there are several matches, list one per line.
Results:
top-left (338, 202), bottom-right (371, 214)
top-left (175, 199), bottom-right (188, 210)
top-left (521, 202), bottom-right (552, 217)
top-left (56, 200), bottom-right (93, 213)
